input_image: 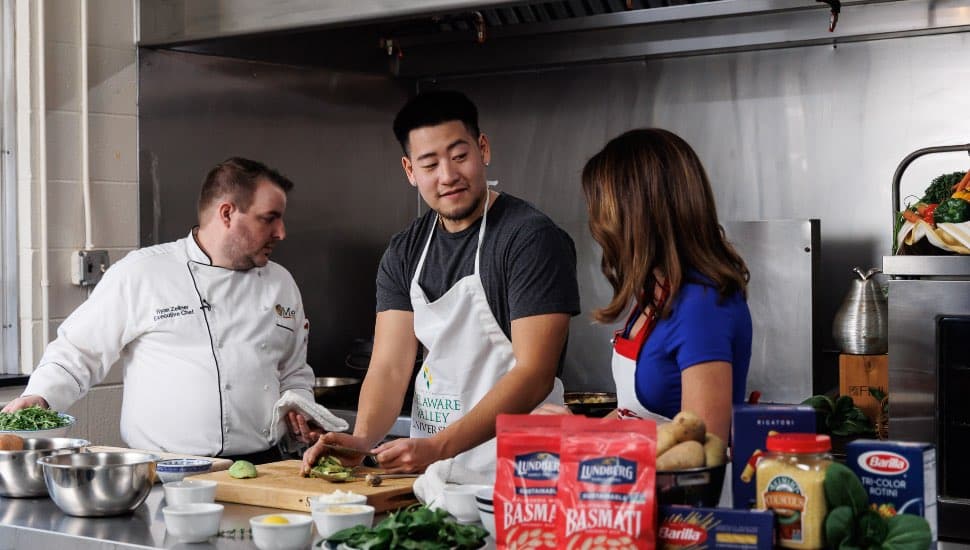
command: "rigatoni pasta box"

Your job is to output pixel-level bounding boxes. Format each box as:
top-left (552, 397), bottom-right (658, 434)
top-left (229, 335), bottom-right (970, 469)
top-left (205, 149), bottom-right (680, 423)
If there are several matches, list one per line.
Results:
top-left (731, 404), bottom-right (816, 509)
top-left (495, 414), bottom-right (563, 549)
top-left (845, 439), bottom-right (937, 542)
top-left (558, 416), bottom-right (657, 550)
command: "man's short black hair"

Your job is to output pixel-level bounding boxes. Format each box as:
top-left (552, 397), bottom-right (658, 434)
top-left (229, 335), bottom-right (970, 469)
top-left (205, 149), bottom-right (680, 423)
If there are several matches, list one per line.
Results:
top-left (392, 90), bottom-right (481, 156)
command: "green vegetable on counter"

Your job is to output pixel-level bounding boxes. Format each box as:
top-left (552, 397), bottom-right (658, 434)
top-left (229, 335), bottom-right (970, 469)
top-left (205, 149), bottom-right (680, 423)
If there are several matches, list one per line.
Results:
top-left (801, 394), bottom-right (875, 437)
top-left (0, 406), bottom-right (70, 431)
top-left (322, 504), bottom-right (487, 550)
top-left (933, 197), bottom-right (970, 224)
top-left (227, 460), bottom-right (258, 479)
top-left (308, 455), bottom-right (354, 482)
top-left (823, 462), bottom-right (931, 550)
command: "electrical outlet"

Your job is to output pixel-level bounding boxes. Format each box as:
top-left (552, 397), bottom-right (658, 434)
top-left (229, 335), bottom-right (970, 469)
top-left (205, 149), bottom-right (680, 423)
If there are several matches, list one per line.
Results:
top-left (71, 250), bottom-right (110, 287)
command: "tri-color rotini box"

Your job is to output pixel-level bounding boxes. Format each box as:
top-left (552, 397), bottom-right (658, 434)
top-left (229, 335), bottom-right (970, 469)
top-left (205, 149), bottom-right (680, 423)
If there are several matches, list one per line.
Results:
top-left (658, 506), bottom-right (774, 550)
top-left (845, 439), bottom-right (937, 542)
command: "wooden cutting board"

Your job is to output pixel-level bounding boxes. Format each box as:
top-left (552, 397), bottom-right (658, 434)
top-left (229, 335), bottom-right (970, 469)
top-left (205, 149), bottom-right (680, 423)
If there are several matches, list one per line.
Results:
top-left (191, 460), bottom-right (417, 513)
top-left (87, 446), bottom-right (233, 480)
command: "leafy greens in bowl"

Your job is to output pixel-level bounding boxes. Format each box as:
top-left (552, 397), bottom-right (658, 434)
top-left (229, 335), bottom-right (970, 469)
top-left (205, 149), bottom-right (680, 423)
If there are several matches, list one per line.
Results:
top-left (0, 406), bottom-right (75, 437)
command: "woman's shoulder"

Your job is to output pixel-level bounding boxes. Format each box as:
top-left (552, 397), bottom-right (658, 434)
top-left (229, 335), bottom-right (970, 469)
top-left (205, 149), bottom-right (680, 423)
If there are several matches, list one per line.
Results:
top-left (676, 276), bottom-right (747, 315)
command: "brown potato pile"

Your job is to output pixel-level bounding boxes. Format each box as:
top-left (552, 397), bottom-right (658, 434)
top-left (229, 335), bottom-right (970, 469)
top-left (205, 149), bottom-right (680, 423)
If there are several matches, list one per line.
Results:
top-left (655, 411), bottom-right (726, 471)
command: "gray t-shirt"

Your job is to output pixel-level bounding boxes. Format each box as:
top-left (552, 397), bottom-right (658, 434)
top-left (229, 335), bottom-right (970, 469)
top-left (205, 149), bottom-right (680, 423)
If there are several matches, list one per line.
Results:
top-left (376, 193), bottom-right (580, 339)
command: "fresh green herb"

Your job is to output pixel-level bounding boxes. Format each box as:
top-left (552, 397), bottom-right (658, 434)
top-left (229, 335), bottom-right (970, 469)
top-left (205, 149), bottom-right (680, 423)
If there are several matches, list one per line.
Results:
top-left (934, 197), bottom-right (970, 224)
top-left (801, 394), bottom-right (875, 437)
top-left (823, 462), bottom-right (931, 549)
top-left (920, 171), bottom-right (965, 205)
top-left (321, 504), bottom-right (487, 549)
top-left (217, 527), bottom-right (252, 539)
top-left (0, 406), bottom-right (70, 431)
top-left (309, 455), bottom-right (355, 482)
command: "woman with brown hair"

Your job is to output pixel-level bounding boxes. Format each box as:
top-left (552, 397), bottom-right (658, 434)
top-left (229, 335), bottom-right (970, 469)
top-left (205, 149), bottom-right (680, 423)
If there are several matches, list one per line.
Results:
top-left (541, 128), bottom-right (751, 442)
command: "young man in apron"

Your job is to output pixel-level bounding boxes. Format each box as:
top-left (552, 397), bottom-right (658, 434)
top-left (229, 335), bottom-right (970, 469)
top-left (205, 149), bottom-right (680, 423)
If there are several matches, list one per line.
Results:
top-left (300, 90), bottom-right (580, 476)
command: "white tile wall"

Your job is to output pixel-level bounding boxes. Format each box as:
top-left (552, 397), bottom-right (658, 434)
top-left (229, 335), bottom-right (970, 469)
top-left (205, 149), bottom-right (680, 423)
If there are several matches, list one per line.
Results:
top-left (17, 0), bottom-right (138, 447)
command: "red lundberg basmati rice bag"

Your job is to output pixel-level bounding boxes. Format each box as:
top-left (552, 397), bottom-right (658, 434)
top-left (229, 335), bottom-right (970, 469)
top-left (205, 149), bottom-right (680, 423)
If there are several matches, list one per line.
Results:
top-left (558, 417), bottom-right (657, 550)
top-left (495, 414), bottom-right (562, 549)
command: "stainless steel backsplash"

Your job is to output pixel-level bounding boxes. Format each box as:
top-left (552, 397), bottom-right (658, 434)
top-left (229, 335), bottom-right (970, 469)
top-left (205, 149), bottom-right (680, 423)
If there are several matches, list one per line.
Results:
top-left (139, 29), bottom-right (970, 402)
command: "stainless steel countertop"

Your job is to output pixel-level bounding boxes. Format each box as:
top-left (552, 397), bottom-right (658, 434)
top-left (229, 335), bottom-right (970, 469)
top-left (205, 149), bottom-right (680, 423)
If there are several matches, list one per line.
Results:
top-left (4, 483), bottom-right (960, 549)
top-left (0, 484), bottom-right (288, 549)
top-left (0, 483), bottom-right (498, 550)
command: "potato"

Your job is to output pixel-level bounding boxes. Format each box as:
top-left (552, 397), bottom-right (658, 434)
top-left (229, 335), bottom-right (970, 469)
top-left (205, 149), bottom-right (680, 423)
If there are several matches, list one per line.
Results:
top-left (656, 440), bottom-right (705, 471)
top-left (703, 433), bottom-right (727, 467)
top-left (669, 411), bottom-right (706, 444)
top-left (656, 423), bottom-right (677, 457)
top-left (0, 434), bottom-right (24, 451)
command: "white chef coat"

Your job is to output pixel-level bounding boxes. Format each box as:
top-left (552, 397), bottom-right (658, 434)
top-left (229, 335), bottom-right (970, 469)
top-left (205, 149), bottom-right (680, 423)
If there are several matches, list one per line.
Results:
top-left (23, 230), bottom-right (315, 456)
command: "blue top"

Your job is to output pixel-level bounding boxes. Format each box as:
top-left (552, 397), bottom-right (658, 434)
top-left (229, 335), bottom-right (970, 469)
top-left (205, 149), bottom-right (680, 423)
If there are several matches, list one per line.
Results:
top-left (623, 278), bottom-right (752, 419)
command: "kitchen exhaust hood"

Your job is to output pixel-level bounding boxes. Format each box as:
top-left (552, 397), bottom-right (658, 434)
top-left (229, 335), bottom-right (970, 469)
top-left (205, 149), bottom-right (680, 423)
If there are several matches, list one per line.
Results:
top-left (140, 0), bottom-right (970, 79)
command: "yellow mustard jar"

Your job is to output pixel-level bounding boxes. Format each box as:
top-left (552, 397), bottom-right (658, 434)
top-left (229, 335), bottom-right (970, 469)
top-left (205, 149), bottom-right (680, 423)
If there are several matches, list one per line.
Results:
top-left (756, 433), bottom-right (833, 550)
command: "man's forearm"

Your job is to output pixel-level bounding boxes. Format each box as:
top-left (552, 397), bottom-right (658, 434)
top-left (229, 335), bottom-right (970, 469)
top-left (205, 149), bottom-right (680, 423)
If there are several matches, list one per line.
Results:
top-left (352, 366), bottom-right (411, 447)
top-left (433, 364), bottom-right (555, 459)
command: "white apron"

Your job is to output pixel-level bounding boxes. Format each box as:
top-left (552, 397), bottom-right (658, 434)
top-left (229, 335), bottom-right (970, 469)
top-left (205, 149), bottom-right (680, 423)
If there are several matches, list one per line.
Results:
top-left (612, 291), bottom-right (671, 423)
top-left (409, 190), bottom-right (564, 474)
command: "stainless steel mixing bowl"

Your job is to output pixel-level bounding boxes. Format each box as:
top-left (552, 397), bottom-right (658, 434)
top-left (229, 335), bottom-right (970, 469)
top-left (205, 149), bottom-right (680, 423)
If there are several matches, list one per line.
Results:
top-left (38, 451), bottom-right (157, 516)
top-left (0, 437), bottom-right (90, 497)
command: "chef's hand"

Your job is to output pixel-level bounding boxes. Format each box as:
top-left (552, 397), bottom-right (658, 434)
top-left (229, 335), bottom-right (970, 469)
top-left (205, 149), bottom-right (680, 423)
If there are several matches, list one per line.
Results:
top-left (300, 432), bottom-right (370, 476)
top-left (1, 395), bottom-right (49, 414)
top-left (531, 403), bottom-right (572, 416)
top-left (370, 437), bottom-right (441, 474)
top-left (286, 411), bottom-right (322, 445)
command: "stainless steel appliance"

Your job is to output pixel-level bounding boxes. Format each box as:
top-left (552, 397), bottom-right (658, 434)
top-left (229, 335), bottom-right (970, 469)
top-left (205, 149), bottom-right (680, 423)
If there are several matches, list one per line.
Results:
top-left (885, 143), bottom-right (970, 542)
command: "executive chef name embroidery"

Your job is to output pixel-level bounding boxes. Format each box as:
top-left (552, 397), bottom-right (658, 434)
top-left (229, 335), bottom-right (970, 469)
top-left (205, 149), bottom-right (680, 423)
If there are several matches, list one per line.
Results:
top-left (153, 305), bottom-right (195, 322)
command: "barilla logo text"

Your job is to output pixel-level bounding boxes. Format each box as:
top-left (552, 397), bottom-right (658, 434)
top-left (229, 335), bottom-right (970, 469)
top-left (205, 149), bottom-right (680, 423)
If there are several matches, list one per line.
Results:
top-left (658, 522), bottom-right (708, 546)
top-left (514, 452), bottom-right (560, 481)
top-left (578, 457), bottom-right (637, 485)
top-left (858, 451), bottom-right (909, 475)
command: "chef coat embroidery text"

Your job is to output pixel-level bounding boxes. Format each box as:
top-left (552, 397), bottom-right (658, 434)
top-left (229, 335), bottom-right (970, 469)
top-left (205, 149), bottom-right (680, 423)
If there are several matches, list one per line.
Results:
top-left (153, 305), bottom-right (195, 322)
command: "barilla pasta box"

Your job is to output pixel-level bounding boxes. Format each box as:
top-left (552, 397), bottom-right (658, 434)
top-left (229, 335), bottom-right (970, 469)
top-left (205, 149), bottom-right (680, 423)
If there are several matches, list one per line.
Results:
top-left (659, 506), bottom-right (774, 550)
top-left (731, 404), bottom-right (816, 509)
top-left (845, 439), bottom-right (937, 541)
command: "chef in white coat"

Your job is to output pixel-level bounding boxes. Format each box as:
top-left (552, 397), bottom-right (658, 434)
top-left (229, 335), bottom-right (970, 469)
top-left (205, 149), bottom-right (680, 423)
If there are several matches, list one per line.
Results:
top-left (3, 157), bottom-right (316, 463)
top-left (300, 90), bottom-right (580, 476)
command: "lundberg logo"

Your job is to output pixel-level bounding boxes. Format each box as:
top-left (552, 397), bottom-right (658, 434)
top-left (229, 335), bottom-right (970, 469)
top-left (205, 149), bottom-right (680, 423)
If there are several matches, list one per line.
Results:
top-left (514, 452), bottom-right (559, 481)
top-left (275, 304), bottom-right (296, 319)
top-left (659, 523), bottom-right (708, 546)
top-left (578, 457), bottom-right (636, 485)
top-left (859, 451), bottom-right (909, 475)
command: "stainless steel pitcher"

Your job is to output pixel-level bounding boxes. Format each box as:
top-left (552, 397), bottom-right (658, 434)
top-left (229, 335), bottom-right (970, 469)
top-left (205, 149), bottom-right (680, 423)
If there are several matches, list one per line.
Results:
top-left (833, 267), bottom-right (888, 354)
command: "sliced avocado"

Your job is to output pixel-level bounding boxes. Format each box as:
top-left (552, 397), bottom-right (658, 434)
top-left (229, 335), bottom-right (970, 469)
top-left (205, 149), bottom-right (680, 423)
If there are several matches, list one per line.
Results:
top-left (228, 459), bottom-right (257, 479)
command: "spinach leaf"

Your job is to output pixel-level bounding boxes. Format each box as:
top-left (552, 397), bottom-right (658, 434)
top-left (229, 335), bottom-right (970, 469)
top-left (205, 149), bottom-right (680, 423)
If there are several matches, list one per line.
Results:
top-left (857, 509), bottom-right (888, 547)
top-left (322, 504), bottom-right (487, 549)
top-left (825, 462), bottom-right (869, 516)
top-left (882, 514), bottom-right (932, 550)
top-left (825, 505), bottom-right (855, 548)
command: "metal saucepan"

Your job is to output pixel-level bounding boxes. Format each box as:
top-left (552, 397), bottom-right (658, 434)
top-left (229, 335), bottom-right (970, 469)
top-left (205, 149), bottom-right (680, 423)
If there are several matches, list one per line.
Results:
top-left (563, 391), bottom-right (618, 417)
top-left (313, 377), bottom-right (362, 399)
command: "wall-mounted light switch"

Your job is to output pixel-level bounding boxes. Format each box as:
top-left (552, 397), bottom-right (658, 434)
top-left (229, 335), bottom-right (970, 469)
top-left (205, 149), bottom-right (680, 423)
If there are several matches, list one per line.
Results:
top-left (71, 250), bottom-right (110, 287)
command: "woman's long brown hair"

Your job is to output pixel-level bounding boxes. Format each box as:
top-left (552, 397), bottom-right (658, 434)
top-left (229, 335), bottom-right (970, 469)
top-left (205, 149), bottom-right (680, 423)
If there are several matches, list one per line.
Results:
top-left (581, 128), bottom-right (749, 323)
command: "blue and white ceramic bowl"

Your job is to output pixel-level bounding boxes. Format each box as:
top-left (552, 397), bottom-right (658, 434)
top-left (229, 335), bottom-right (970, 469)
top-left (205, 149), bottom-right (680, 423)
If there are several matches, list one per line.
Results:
top-left (156, 458), bottom-right (213, 483)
